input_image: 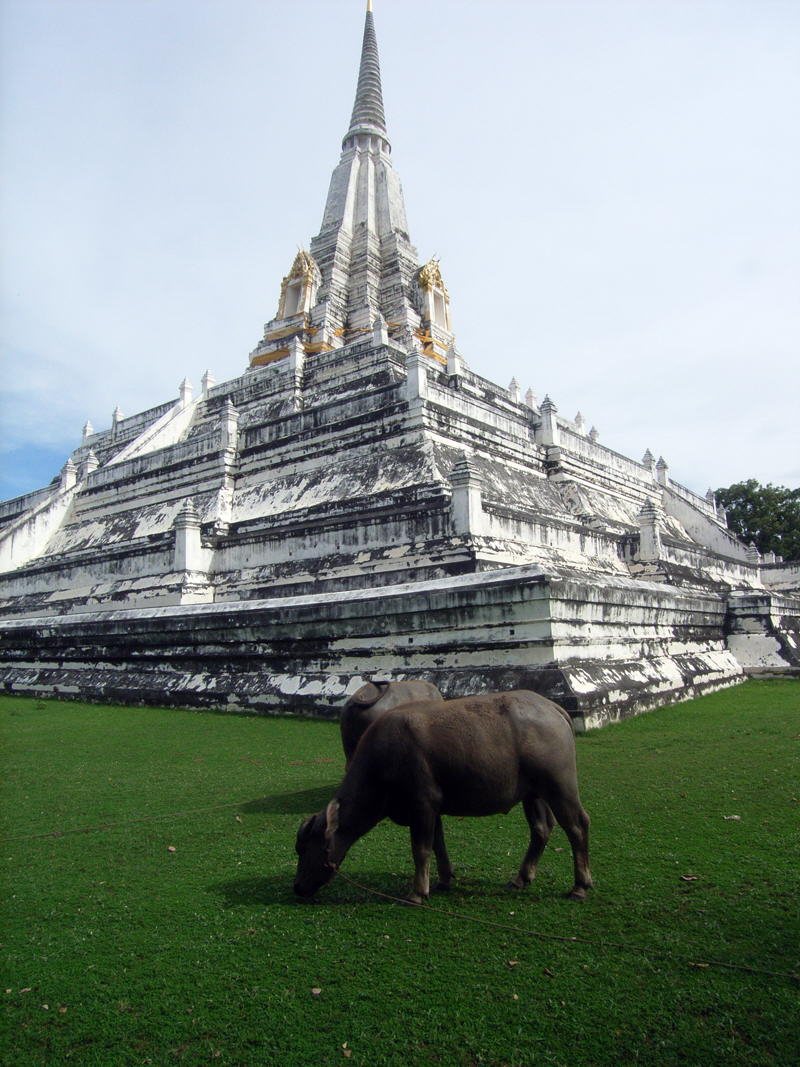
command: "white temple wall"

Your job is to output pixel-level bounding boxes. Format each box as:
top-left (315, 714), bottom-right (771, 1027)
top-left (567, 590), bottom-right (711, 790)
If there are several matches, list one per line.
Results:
top-left (109, 399), bottom-right (178, 440)
top-left (241, 395), bottom-right (407, 461)
top-left (83, 433), bottom-right (229, 492)
top-left (665, 478), bottom-right (717, 515)
top-left (553, 446), bottom-right (657, 513)
top-left (479, 506), bottom-right (629, 570)
top-left (0, 485), bottom-right (56, 524)
top-left (662, 487), bottom-right (749, 560)
top-left (47, 484), bottom-right (222, 553)
top-left (726, 591), bottom-right (800, 673)
top-left (762, 563), bottom-right (800, 593)
top-left (107, 396), bottom-right (200, 467)
top-left (0, 567), bottom-right (746, 728)
top-left (425, 381), bottom-right (532, 445)
top-left (0, 541), bottom-right (175, 610)
top-left (544, 577), bottom-right (743, 728)
top-left (657, 538), bottom-right (761, 586)
top-left (558, 427), bottom-right (654, 489)
top-left (209, 508), bottom-right (464, 600)
top-left (549, 577), bottom-right (728, 658)
top-left (210, 511), bottom-right (448, 575)
top-left (0, 484), bottom-right (76, 573)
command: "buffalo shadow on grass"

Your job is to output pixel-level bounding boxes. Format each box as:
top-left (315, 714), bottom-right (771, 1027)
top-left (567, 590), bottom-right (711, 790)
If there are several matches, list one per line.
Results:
top-left (209, 873), bottom-right (411, 908)
top-left (238, 784), bottom-right (338, 816)
top-left (209, 875), bottom-right (297, 907)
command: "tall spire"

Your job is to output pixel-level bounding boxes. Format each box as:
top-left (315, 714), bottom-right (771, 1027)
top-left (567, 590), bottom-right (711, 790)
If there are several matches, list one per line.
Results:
top-left (250, 1), bottom-right (456, 368)
top-left (344, 4), bottom-right (388, 150)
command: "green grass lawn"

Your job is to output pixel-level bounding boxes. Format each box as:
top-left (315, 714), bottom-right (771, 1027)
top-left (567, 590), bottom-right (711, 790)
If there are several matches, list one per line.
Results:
top-left (1, 680), bottom-right (798, 1066)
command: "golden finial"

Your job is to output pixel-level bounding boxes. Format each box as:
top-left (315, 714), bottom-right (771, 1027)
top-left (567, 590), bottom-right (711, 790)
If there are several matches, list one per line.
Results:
top-left (367, 0), bottom-right (373, 11)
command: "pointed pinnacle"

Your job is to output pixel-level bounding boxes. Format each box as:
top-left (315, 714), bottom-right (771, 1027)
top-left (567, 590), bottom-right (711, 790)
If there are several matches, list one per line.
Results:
top-left (345, 6), bottom-right (388, 142)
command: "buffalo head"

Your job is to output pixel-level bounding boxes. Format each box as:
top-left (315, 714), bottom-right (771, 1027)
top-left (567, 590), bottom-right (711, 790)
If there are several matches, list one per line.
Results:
top-left (293, 800), bottom-right (340, 898)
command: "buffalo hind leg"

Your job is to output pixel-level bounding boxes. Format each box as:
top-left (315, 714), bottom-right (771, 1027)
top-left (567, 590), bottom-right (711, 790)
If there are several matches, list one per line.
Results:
top-left (508, 796), bottom-right (555, 890)
top-left (548, 793), bottom-right (593, 901)
top-left (408, 814), bottom-right (437, 904)
top-left (432, 816), bottom-right (455, 892)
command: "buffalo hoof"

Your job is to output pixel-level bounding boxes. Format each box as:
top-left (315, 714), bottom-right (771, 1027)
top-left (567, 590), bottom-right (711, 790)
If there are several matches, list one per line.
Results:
top-left (566, 888), bottom-right (588, 902)
top-left (506, 878), bottom-right (529, 891)
top-left (432, 880), bottom-right (452, 893)
top-left (403, 893), bottom-right (427, 906)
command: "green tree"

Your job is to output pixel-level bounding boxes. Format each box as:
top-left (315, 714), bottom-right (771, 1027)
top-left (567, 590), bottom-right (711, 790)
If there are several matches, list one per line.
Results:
top-left (714, 480), bottom-right (800, 561)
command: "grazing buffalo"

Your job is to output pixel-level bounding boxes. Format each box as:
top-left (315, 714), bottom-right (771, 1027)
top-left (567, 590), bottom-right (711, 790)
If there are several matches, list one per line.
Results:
top-left (295, 690), bottom-right (592, 904)
top-left (340, 680), bottom-right (443, 765)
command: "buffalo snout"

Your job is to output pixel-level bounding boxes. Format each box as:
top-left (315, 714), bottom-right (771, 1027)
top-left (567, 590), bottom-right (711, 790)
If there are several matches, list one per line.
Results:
top-left (294, 809), bottom-right (337, 899)
top-left (293, 864), bottom-right (335, 899)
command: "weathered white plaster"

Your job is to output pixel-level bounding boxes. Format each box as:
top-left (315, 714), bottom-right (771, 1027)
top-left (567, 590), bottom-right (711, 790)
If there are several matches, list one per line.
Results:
top-left (637, 500), bottom-right (663, 562)
top-left (0, 484), bottom-right (77, 573)
top-left (762, 562), bottom-right (800, 593)
top-left (663, 486), bottom-right (746, 559)
top-left (538, 396), bottom-right (560, 447)
top-left (450, 453), bottom-right (484, 536)
top-left (107, 394), bottom-right (201, 467)
top-left (405, 351), bottom-right (428, 401)
top-left (726, 633), bottom-right (785, 670)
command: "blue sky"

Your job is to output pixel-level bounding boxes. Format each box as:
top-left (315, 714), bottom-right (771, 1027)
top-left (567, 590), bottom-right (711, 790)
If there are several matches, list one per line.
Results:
top-left (1, 0), bottom-right (798, 501)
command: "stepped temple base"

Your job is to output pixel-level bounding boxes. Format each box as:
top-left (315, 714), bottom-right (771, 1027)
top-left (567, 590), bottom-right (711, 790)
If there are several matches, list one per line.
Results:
top-left (5, 565), bottom-right (788, 730)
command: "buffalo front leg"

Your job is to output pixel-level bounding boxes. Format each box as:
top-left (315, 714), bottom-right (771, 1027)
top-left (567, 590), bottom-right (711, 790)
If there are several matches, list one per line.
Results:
top-left (432, 816), bottom-right (455, 892)
top-left (508, 796), bottom-right (555, 889)
top-left (549, 794), bottom-right (593, 901)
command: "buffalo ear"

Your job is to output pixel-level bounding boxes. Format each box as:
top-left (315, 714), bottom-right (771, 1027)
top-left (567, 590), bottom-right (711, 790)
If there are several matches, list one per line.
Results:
top-left (324, 799), bottom-right (340, 846)
top-left (348, 682), bottom-right (382, 708)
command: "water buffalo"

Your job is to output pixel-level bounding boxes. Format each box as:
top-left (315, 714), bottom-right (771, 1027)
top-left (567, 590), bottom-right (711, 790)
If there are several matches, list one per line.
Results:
top-left (295, 690), bottom-right (592, 904)
top-left (340, 680), bottom-right (443, 765)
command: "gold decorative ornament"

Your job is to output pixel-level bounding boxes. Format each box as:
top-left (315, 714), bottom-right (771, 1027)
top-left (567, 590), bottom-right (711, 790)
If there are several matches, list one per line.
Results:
top-left (417, 257), bottom-right (449, 298)
top-left (277, 249), bottom-right (321, 320)
top-left (285, 249), bottom-right (318, 283)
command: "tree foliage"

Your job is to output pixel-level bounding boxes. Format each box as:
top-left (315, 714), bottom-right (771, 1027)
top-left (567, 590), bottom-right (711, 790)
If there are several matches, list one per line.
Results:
top-left (714, 480), bottom-right (800, 562)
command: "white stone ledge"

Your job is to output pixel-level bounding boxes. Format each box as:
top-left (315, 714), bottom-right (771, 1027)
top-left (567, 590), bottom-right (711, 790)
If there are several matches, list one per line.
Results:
top-left (659, 539), bottom-right (757, 583)
top-left (0, 563), bottom-right (731, 633)
top-left (0, 565), bottom-right (551, 629)
top-left (663, 489), bottom-right (746, 560)
top-left (86, 431), bottom-right (227, 489)
top-left (425, 384), bottom-right (531, 443)
top-left (559, 428), bottom-right (652, 485)
top-left (0, 484), bottom-right (57, 522)
top-left (0, 484), bottom-right (76, 574)
top-left (666, 478), bottom-right (717, 516)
